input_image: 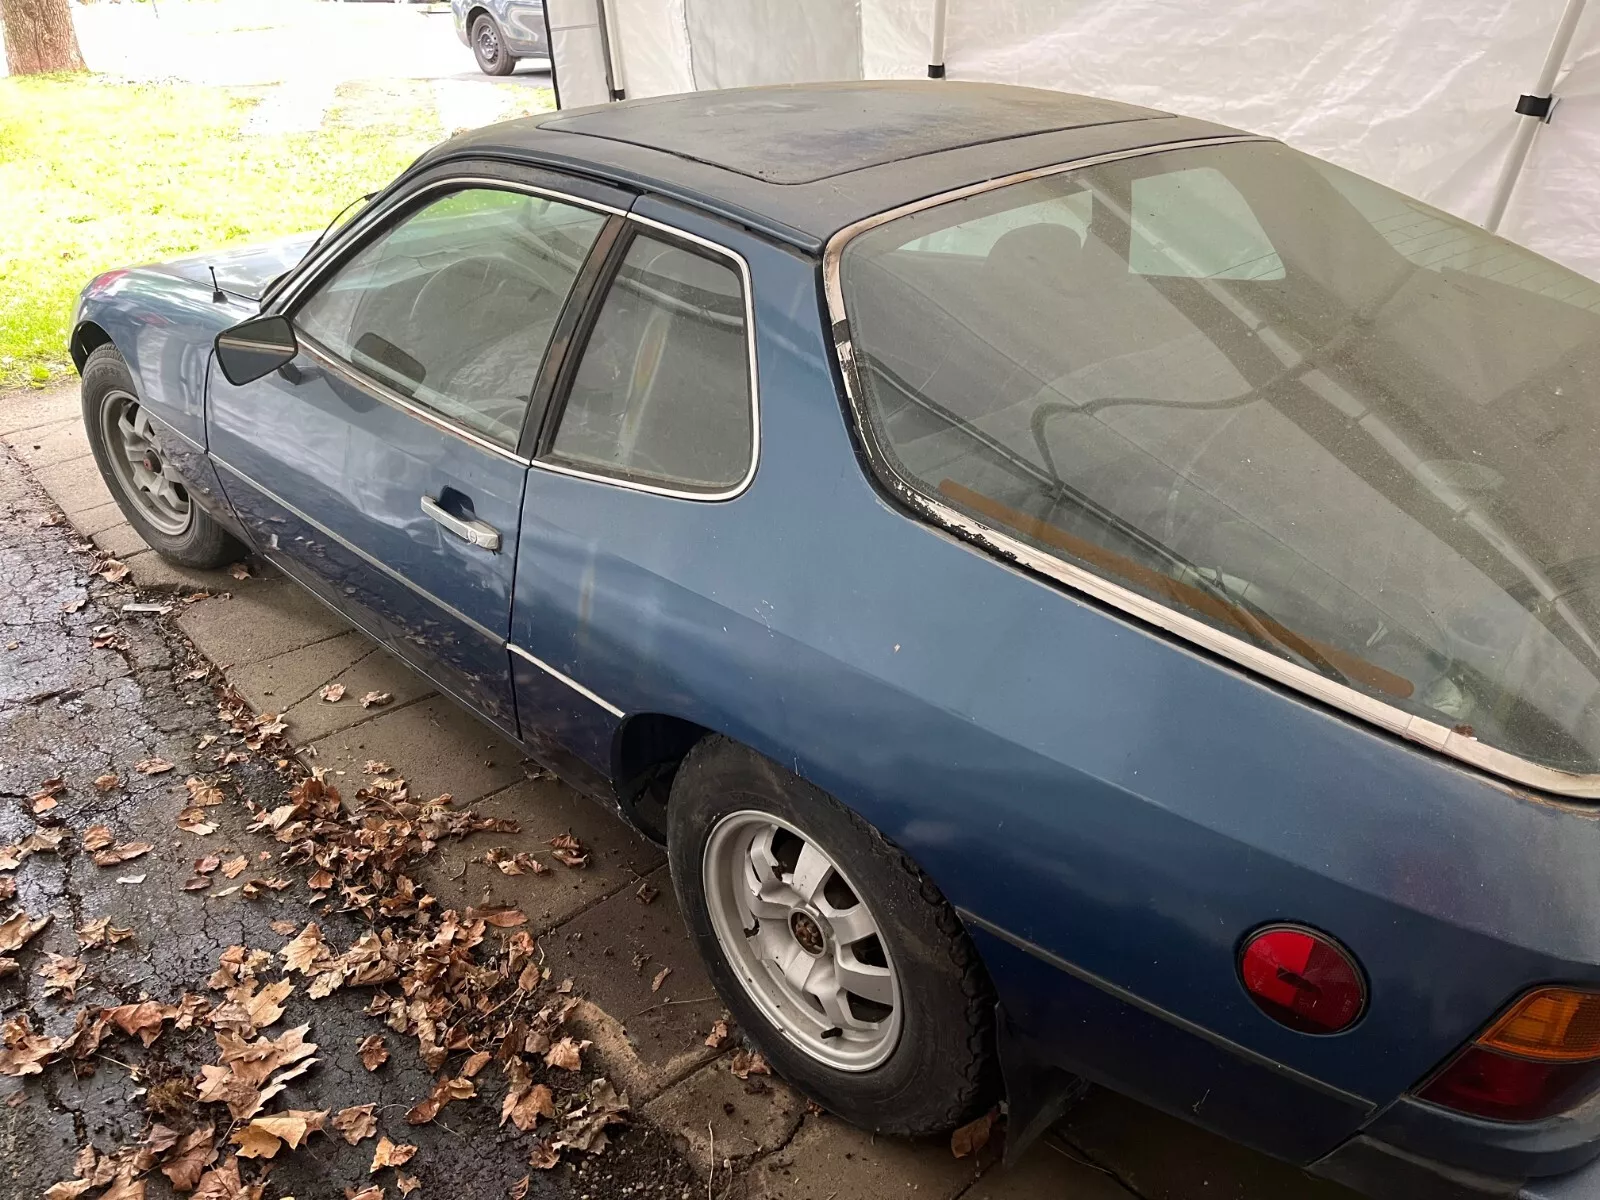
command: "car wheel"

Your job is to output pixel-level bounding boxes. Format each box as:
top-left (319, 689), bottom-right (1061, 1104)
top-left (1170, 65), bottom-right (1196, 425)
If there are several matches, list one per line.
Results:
top-left (668, 736), bottom-right (998, 1135)
top-left (471, 14), bottom-right (517, 76)
top-left (81, 344), bottom-right (244, 570)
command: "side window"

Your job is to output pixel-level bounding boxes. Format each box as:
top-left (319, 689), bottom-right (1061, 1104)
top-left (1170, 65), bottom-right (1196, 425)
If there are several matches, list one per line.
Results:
top-left (547, 232), bottom-right (752, 494)
top-left (294, 188), bottom-right (608, 448)
top-left (1129, 167), bottom-right (1285, 280)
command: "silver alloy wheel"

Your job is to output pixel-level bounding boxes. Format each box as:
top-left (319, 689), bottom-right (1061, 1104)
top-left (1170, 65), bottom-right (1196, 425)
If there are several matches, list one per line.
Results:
top-left (100, 389), bottom-right (191, 536)
top-left (702, 810), bottom-right (902, 1071)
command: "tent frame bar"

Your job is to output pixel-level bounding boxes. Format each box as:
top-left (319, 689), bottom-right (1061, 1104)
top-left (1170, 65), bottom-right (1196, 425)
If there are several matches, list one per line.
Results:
top-left (928, 0), bottom-right (948, 78)
top-left (1484, 0), bottom-right (1588, 231)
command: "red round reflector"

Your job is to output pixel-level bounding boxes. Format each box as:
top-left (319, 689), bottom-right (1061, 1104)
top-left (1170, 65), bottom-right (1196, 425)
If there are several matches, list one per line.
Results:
top-left (1239, 925), bottom-right (1365, 1034)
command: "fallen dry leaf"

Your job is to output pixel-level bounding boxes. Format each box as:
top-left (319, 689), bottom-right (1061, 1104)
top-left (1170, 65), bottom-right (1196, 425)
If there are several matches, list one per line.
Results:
top-left (704, 1019), bottom-right (731, 1050)
top-left (650, 966), bottom-right (672, 993)
top-left (371, 1136), bottom-right (417, 1171)
top-left (360, 691), bottom-right (393, 708)
top-left (92, 841), bottom-right (154, 867)
top-left (509, 1175), bottom-right (530, 1198)
top-left (134, 757), bottom-right (175, 775)
top-left (730, 1049), bottom-right (771, 1080)
top-left (39, 953), bottom-right (87, 1000)
top-left (359, 1034), bottom-right (389, 1072)
top-left (548, 833), bottom-right (588, 869)
top-left (951, 1106), bottom-right (1000, 1159)
top-left (97, 558), bottom-right (130, 582)
top-left (319, 683), bottom-right (346, 703)
top-left (501, 1062), bottom-right (556, 1133)
top-left (103, 1001), bottom-right (174, 1047)
top-left (0, 910), bottom-right (50, 953)
top-left (405, 1075), bottom-right (475, 1125)
top-left (228, 562), bottom-right (251, 581)
top-left (464, 905), bottom-right (527, 928)
top-left (543, 1037), bottom-right (589, 1073)
top-left (332, 1104), bottom-right (379, 1147)
top-left (83, 825), bottom-right (115, 853)
top-left (159, 1126), bottom-right (217, 1190)
top-left (220, 855), bottom-right (249, 879)
top-left (76, 917), bottom-right (136, 950)
top-left (92, 774), bottom-right (119, 793)
top-left (635, 880), bottom-right (659, 904)
top-left (396, 1174), bottom-right (420, 1196)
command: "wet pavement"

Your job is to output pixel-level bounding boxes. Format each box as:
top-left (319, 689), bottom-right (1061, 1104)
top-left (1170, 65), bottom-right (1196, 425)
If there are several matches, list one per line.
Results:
top-left (0, 441), bottom-right (700, 1198)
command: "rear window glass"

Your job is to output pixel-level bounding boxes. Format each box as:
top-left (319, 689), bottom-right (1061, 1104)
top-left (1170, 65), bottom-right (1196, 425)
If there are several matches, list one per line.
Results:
top-left (839, 139), bottom-right (1600, 779)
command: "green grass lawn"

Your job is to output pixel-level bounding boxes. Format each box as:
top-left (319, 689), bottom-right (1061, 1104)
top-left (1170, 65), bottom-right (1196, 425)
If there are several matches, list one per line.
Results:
top-left (0, 74), bottom-right (550, 390)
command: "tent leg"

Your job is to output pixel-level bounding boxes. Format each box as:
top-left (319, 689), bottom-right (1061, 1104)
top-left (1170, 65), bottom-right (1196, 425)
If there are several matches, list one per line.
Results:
top-left (597, 0), bottom-right (627, 101)
top-left (1484, 0), bottom-right (1588, 231)
top-left (929, 0), bottom-right (948, 78)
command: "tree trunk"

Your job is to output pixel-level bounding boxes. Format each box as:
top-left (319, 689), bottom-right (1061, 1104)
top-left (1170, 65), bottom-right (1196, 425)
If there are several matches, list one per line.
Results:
top-left (1, 0), bottom-right (86, 76)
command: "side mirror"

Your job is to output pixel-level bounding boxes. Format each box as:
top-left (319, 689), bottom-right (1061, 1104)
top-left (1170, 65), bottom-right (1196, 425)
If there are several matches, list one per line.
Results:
top-left (214, 314), bottom-right (298, 386)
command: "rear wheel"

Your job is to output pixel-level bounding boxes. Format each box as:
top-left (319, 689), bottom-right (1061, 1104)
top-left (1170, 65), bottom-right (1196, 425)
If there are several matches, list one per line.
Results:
top-left (471, 14), bottom-right (517, 76)
top-left (81, 344), bottom-right (243, 569)
top-left (668, 737), bottom-right (997, 1135)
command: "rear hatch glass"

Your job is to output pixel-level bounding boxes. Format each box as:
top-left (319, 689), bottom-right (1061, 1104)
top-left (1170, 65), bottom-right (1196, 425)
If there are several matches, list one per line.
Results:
top-left (838, 139), bottom-right (1600, 784)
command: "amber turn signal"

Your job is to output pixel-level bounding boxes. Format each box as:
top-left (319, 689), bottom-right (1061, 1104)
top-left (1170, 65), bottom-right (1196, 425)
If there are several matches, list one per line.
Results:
top-left (1478, 987), bottom-right (1600, 1063)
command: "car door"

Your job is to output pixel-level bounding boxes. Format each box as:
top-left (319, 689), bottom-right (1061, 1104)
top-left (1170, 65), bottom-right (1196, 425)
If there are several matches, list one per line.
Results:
top-left (501, 0), bottom-right (548, 54)
top-left (507, 201), bottom-right (758, 792)
top-left (207, 164), bottom-right (631, 733)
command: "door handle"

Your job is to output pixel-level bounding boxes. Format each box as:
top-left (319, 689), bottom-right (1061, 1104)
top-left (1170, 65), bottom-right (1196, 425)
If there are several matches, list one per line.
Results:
top-left (421, 495), bottom-right (501, 552)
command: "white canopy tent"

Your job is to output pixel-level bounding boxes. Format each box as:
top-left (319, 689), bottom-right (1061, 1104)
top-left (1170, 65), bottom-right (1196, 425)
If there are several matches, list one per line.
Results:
top-left (544, 0), bottom-right (1600, 280)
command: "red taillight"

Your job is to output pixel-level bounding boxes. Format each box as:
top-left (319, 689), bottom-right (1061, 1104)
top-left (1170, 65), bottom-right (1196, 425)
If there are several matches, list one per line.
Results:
top-left (1238, 925), bottom-right (1365, 1035)
top-left (1419, 987), bottom-right (1600, 1122)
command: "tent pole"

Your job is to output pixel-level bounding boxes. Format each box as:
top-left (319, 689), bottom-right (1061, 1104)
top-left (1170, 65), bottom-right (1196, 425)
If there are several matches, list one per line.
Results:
top-left (1484, 0), bottom-right (1588, 231)
top-left (929, 0), bottom-right (948, 78)
top-left (596, 0), bottom-right (627, 101)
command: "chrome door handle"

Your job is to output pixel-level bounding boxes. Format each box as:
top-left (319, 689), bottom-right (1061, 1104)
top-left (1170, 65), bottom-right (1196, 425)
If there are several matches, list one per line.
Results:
top-left (421, 495), bottom-right (500, 552)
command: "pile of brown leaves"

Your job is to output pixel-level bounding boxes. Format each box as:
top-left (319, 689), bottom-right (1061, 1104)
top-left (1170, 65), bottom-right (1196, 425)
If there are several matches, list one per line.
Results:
top-left (14, 680), bottom-right (625, 1196)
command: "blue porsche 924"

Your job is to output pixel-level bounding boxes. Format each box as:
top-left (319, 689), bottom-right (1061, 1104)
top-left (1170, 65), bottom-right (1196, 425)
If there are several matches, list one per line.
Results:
top-left (69, 82), bottom-right (1600, 1199)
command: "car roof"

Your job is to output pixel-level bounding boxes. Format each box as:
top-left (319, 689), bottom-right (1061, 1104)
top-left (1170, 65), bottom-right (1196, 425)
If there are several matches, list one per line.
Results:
top-left (424, 81), bottom-right (1246, 253)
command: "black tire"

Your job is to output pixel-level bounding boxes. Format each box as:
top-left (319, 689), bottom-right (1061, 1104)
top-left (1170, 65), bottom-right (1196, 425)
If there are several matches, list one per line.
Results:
top-left (471, 14), bottom-right (517, 76)
top-left (667, 736), bottom-right (998, 1135)
top-left (81, 343), bottom-right (244, 570)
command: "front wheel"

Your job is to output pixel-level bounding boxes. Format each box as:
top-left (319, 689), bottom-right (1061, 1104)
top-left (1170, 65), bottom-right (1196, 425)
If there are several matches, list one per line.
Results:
top-left (81, 344), bottom-right (243, 569)
top-left (668, 737), bottom-right (997, 1135)
top-left (471, 14), bottom-right (517, 76)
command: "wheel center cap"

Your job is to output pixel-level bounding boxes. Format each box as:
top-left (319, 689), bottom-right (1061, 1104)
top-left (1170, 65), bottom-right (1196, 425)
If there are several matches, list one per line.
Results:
top-left (789, 910), bottom-right (826, 956)
top-left (141, 451), bottom-right (161, 474)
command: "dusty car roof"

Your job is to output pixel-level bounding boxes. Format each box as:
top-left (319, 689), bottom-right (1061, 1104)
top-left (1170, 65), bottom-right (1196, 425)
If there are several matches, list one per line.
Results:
top-left (426, 81), bottom-right (1244, 252)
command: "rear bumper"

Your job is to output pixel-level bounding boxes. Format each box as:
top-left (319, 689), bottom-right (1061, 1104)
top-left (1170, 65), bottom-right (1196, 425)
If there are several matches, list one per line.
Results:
top-left (1312, 1133), bottom-right (1600, 1199)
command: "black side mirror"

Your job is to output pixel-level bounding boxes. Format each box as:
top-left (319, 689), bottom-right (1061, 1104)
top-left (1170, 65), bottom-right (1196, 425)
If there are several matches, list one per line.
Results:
top-left (214, 314), bottom-right (298, 386)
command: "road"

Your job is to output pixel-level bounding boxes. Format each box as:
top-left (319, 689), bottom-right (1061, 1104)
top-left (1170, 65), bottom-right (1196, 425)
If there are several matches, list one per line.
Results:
top-left (60, 0), bottom-right (552, 91)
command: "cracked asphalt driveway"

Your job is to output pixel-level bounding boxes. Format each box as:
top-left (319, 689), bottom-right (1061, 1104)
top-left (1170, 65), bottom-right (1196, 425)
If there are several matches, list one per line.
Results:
top-left (0, 436), bottom-right (700, 1198)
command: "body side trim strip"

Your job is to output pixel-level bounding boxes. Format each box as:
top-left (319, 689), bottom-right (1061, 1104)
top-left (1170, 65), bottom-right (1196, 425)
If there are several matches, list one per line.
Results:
top-left (209, 454), bottom-right (506, 646)
top-left (956, 907), bottom-right (1374, 1109)
top-left (821, 135), bottom-right (1600, 801)
top-left (507, 642), bottom-right (626, 719)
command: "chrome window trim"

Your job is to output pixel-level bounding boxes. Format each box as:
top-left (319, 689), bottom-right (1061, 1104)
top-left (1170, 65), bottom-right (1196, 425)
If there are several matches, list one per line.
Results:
top-left (508, 642), bottom-right (626, 719)
top-left (211, 453), bottom-right (507, 647)
top-left (272, 174), bottom-right (628, 314)
top-left (821, 135), bottom-right (1600, 801)
top-left (529, 210), bottom-right (762, 504)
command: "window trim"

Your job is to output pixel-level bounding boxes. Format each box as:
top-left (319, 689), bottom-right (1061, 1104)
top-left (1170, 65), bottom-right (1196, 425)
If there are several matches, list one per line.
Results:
top-left (271, 174), bottom-right (629, 465)
top-left (821, 134), bottom-right (1600, 802)
top-left (530, 211), bottom-right (762, 503)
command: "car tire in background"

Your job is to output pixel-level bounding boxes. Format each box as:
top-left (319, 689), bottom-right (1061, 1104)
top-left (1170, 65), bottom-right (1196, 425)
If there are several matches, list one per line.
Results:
top-left (668, 736), bottom-right (998, 1135)
top-left (471, 14), bottom-right (518, 76)
top-left (81, 344), bottom-right (243, 570)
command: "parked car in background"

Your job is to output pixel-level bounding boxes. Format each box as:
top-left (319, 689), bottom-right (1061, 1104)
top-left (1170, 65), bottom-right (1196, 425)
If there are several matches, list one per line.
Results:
top-left (450, 0), bottom-right (546, 76)
top-left (68, 82), bottom-right (1600, 1200)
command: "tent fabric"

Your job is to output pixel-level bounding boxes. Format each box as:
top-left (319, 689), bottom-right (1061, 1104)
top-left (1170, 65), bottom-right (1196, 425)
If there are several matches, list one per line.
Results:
top-left (551, 0), bottom-right (1600, 280)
